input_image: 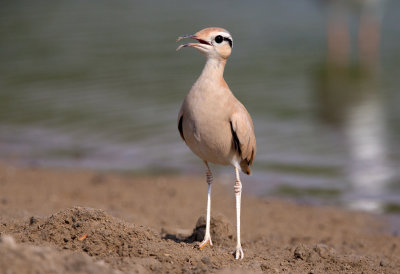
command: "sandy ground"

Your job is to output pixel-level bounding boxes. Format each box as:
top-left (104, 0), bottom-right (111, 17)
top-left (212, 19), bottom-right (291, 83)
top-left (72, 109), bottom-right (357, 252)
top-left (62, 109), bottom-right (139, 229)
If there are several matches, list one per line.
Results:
top-left (0, 162), bottom-right (399, 273)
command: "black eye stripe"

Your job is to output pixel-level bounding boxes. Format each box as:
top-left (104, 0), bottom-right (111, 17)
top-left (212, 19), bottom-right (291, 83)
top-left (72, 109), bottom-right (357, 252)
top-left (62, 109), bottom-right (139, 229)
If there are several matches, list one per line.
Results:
top-left (223, 37), bottom-right (233, 48)
top-left (214, 35), bottom-right (233, 48)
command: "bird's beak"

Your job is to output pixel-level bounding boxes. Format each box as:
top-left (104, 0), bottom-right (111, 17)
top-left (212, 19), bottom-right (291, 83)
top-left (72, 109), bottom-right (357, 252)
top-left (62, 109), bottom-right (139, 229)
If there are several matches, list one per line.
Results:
top-left (176, 34), bottom-right (211, 51)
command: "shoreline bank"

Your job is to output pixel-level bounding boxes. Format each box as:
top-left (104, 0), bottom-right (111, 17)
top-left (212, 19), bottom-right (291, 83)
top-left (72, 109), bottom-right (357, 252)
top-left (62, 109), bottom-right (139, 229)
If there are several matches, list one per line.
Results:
top-left (0, 163), bottom-right (399, 273)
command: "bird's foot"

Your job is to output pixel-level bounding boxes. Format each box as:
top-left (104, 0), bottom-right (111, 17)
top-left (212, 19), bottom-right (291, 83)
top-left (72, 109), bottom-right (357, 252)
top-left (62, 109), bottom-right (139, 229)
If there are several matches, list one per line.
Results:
top-left (233, 246), bottom-right (244, 260)
top-left (198, 236), bottom-right (213, 250)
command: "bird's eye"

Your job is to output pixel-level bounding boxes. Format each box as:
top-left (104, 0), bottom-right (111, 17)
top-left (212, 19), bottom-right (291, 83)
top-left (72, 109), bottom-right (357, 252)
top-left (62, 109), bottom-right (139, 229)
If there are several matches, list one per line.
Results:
top-left (215, 35), bottom-right (223, 44)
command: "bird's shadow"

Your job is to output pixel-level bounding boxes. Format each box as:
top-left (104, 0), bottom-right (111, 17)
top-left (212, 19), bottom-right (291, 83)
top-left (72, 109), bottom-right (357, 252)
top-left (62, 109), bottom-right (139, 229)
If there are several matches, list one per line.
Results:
top-left (161, 224), bottom-right (205, 244)
top-left (162, 233), bottom-right (194, 244)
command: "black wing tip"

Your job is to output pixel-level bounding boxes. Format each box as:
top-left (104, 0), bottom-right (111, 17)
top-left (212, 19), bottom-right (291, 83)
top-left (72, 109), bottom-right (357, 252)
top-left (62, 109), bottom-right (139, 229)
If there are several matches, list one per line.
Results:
top-left (178, 115), bottom-right (185, 141)
top-left (240, 160), bottom-right (252, 175)
top-left (242, 167), bottom-right (251, 175)
top-left (230, 121), bottom-right (242, 156)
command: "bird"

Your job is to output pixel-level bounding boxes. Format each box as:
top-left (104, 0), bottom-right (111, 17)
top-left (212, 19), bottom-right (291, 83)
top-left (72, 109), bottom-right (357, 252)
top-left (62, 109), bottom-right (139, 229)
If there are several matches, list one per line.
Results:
top-left (176, 27), bottom-right (256, 260)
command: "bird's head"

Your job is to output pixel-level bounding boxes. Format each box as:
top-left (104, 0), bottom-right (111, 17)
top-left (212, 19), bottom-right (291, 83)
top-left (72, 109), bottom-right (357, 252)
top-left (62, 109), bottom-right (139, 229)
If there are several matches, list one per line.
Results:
top-left (177, 27), bottom-right (233, 60)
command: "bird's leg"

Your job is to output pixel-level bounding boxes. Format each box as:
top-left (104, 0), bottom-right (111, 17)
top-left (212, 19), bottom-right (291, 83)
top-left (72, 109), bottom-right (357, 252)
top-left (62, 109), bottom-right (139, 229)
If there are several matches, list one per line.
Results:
top-left (233, 167), bottom-right (244, 259)
top-left (199, 161), bottom-right (213, 250)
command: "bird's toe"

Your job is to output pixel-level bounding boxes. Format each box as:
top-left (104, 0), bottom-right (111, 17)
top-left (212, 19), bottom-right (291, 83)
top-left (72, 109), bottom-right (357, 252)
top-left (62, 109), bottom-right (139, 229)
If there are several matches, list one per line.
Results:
top-left (233, 246), bottom-right (244, 260)
top-left (198, 237), bottom-right (213, 250)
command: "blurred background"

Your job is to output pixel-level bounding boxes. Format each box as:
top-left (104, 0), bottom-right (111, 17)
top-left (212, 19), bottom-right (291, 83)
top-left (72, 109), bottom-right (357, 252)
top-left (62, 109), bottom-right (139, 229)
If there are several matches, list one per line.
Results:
top-left (0, 0), bottom-right (399, 212)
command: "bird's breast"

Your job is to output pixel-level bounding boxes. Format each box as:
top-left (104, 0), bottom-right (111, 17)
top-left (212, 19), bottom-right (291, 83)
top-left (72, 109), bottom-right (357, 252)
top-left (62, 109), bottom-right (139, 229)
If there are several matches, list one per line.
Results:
top-left (181, 89), bottom-right (235, 165)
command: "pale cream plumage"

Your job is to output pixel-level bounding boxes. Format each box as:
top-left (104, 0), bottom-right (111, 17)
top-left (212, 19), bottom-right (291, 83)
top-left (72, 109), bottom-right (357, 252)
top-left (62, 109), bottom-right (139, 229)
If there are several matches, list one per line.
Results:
top-left (176, 27), bottom-right (256, 260)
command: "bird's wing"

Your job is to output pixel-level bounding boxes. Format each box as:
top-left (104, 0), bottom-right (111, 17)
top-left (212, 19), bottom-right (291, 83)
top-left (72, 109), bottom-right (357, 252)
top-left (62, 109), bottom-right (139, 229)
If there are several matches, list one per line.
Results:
top-left (178, 108), bottom-right (185, 141)
top-left (230, 106), bottom-right (256, 170)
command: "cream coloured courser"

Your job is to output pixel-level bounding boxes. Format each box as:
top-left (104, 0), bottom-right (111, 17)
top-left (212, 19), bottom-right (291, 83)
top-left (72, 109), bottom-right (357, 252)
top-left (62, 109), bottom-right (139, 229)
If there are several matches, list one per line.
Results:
top-left (176, 27), bottom-right (256, 260)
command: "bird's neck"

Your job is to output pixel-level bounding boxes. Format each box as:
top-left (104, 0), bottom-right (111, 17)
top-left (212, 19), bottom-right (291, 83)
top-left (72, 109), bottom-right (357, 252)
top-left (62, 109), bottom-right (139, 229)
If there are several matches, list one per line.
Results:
top-left (198, 58), bottom-right (226, 83)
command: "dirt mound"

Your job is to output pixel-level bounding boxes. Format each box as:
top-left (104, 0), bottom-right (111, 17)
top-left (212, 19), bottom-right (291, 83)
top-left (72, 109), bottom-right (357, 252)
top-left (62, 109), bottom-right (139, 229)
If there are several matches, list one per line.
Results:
top-left (8, 207), bottom-right (171, 272)
top-left (3, 207), bottom-right (256, 273)
top-left (188, 215), bottom-right (234, 246)
top-left (0, 235), bottom-right (118, 274)
top-left (13, 207), bottom-right (161, 258)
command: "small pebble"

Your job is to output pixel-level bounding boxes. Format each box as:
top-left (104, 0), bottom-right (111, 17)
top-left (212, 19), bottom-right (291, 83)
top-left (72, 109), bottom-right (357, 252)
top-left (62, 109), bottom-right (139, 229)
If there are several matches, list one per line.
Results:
top-left (294, 245), bottom-right (309, 260)
top-left (201, 256), bottom-right (211, 265)
top-left (29, 216), bottom-right (38, 225)
top-left (260, 264), bottom-right (269, 271)
top-left (0, 235), bottom-right (16, 248)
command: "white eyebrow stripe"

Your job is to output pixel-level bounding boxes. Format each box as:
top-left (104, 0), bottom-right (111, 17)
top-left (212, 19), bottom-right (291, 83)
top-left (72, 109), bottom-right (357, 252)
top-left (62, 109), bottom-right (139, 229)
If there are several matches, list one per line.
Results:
top-left (212, 32), bottom-right (233, 47)
top-left (213, 32), bottom-right (232, 41)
